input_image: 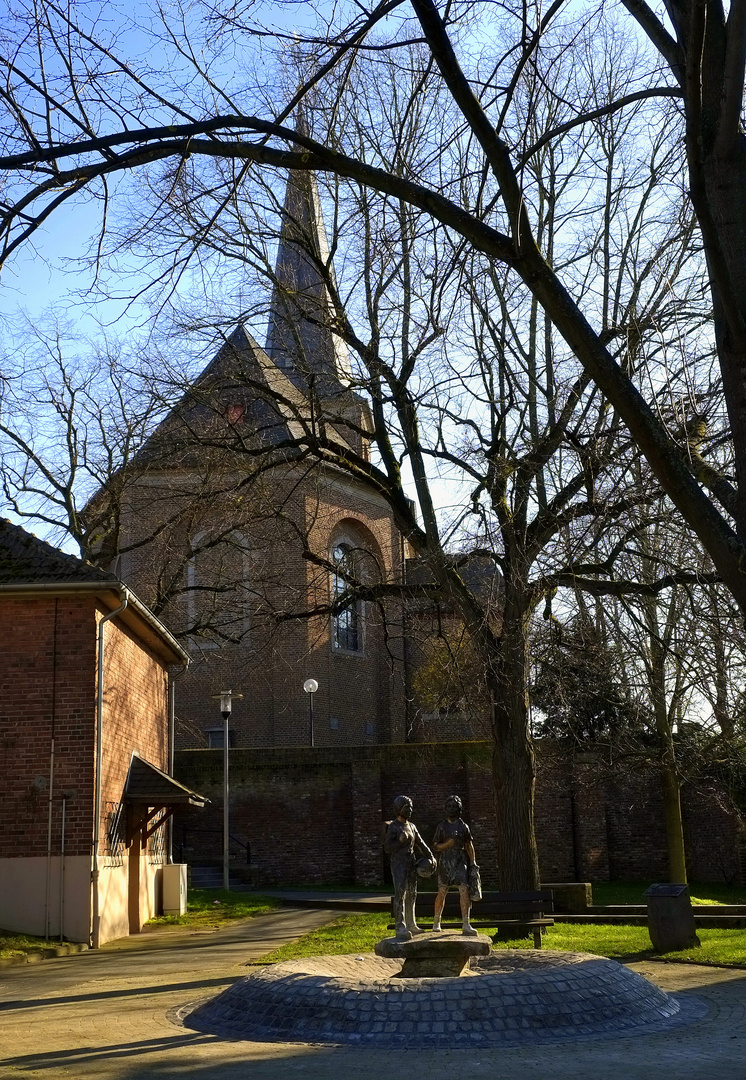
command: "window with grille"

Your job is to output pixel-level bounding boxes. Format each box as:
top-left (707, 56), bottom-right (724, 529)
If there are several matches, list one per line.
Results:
top-left (331, 542), bottom-right (362, 653)
top-left (104, 801), bottom-right (126, 867)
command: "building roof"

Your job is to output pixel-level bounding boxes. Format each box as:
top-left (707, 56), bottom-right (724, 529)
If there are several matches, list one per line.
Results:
top-left (134, 323), bottom-right (310, 465)
top-left (0, 517), bottom-right (116, 585)
top-left (406, 552), bottom-right (504, 614)
top-left (0, 517), bottom-right (189, 665)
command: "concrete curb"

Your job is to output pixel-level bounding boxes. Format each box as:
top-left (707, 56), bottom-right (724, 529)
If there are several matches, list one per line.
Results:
top-left (0, 941), bottom-right (89, 968)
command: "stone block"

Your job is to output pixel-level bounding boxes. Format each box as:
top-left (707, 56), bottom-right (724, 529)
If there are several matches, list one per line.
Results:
top-left (645, 883), bottom-right (700, 952)
top-left (540, 882), bottom-right (591, 914)
top-left (375, 930), bottom-right (491, 977)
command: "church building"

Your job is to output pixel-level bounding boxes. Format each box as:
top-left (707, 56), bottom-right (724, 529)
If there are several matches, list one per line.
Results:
top-left (117, 161), bottom-right (413, 751)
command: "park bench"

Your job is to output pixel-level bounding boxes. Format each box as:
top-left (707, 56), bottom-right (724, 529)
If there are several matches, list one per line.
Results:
top-left (390, 889), bottom-right (554, 948)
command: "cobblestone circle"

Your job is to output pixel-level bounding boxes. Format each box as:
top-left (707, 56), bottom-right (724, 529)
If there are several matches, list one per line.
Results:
top-left (178, 949), bottom-right (708, 1047)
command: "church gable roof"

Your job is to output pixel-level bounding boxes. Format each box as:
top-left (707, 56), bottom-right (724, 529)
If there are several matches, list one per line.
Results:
top-left (133, 136), bottom-right (370, 470)
top-left (135, 320), bottom-right (366, 470)
top-left (134, 324), bottom-right (311, 466)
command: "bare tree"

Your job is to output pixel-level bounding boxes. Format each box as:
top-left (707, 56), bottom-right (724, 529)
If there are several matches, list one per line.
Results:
top-left (0, 318), bottom-right (288, 651)
top-left (1, 5), bottom-right (740, 885)
top-left (102, 33), bottom-right (716, 886)
top-left (0, 318), bottom-right (161, 559)
top-left (0, 0), bottom-right (745, 615)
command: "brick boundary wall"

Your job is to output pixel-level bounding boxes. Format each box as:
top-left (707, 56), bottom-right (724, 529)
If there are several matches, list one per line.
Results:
top-left (173, 740), bottom-right (744, 887)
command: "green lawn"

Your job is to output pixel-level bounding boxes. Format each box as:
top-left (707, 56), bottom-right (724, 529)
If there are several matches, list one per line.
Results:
top-left (251, 911), bottom-right (746, 968)
top-left (0, 930), bottom-right (56, 960)
top-left (145, 888), bottom-right (280, 928)
top-left (592, 880), bottom-right (746, 906)
top-left (6, 883), bottom-right (746, 966)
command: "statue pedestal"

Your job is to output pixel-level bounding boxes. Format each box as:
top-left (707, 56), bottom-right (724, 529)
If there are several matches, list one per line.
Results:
top-left (375, 931), bottom-right (491, 977)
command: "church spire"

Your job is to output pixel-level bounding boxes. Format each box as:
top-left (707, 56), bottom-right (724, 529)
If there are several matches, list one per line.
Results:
top-left (264, 115), bottom-right (351, 395)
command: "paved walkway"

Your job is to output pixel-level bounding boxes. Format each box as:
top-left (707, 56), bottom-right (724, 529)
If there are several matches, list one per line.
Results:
top-left (1, 908), bottom-right (746, 1079)
top-left (262, 890), bottom-right (390, 911)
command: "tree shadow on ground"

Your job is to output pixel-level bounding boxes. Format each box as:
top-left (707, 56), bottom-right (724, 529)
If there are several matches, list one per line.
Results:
top-left (0, 975), bottom-right (241, 1012)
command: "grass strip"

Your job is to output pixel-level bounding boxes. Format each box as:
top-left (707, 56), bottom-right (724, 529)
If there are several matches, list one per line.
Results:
top-left (0, 930), bottom-right (56, 960)
top-left (145, 888), bottom-right (280, 928)
top-left (591, 880), bottom-right (746, 906)
top-left (252, 912), bottom-right (746, 968)
top-left (0, 889), bottom-right (281, 959)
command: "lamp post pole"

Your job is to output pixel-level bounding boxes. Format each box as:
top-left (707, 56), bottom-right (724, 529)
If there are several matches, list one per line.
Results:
top-left (220, 691), bottom-right (232, 892)
top-left (303, 679), bottom-right (318, 747)
top-left (212, 689), bottom-right (242, 892)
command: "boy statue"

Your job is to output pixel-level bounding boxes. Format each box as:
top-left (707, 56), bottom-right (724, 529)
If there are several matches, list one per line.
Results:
top-left (384, 794), bottom-right (434, 940)
top-left (432, 794), bottom-right (478, 936)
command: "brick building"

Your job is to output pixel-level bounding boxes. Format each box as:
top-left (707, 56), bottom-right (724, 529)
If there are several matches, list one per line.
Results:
top-left (0, 519), bottom-right (205, 945)
top-left (116, 161), bottom-right (413, 750)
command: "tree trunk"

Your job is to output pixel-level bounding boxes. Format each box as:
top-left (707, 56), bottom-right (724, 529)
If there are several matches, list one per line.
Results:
top-left (697, 153), bottom-right (746, 541)
top-left (650, 640), bottom-right (688, 883)
top-left (488, 591), bottom-right (540, 891)
top-left (660, 757), bottom-right (687, 884)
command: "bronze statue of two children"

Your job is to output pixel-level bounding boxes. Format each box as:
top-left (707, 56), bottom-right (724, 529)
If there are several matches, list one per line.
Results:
top-left (384, 794), bottom-right (480, 940)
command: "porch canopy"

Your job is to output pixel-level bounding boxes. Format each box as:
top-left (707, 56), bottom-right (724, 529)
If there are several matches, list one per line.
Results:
top-left (124, 754), bottom-right (208, 843)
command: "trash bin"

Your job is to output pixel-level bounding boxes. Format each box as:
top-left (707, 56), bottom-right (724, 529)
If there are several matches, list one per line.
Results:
top-left (644, 883), bottom-right (700, 951)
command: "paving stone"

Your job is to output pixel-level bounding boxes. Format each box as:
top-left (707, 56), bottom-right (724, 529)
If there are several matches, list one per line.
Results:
top-left (182, 949), bottom-right (708, 1049)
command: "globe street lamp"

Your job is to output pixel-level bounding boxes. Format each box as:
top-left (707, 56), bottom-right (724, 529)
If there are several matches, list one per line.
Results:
top-left (303, 679), bottom-right (319, 747)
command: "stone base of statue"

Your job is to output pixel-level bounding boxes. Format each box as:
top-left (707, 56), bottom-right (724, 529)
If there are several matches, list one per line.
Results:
top-left (375, 930), bottom-right (491, 977)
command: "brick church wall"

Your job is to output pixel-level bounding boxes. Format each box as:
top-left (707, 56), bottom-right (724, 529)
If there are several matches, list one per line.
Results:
top-left (173, 739), bottom-right (744, 886)
top-left (123, 467), bottom-right (409, 753)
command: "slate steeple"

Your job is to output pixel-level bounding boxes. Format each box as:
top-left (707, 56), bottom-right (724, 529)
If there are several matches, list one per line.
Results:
top-left (131, 112), bottom-right (370, 468)
top-left (264, 115), bottom-right (351, 397)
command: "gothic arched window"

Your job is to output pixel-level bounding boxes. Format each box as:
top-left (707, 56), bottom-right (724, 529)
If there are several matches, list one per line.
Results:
top-left (331, 541), bottom-right (361, 653)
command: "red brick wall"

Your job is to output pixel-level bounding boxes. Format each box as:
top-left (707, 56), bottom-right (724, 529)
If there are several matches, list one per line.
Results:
top-left (174, 749), bottom-right (355, 883)
top-left (97, 606), bottom-right (169, 854)
top-left (0, 594), bottom-right (172, 862)
top-left (121, 466), bottom-right (409, 753)
top-left (173, 740), bottom-right (744, 887)
top-left (0, 596), bottom-right (97, 859)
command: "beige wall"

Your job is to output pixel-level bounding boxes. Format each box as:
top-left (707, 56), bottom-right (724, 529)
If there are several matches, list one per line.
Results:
top-left (0, 856), bottom-right (91, 943)
top-left (96, 859), bottom-right (164, 945)
top-left (0, 855), bottom-right (165, 946)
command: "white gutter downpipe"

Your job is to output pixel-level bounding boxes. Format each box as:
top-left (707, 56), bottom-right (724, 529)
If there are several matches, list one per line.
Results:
top-left (43, 738), bottom-right (54, 940)
top-left (91, 589), bottom-right (129, 950)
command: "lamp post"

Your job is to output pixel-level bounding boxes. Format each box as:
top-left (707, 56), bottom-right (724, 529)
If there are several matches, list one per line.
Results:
top-left (303, 679), bottom-right (318, 747)
top-left (212, 689), bottom-right (242, 892)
